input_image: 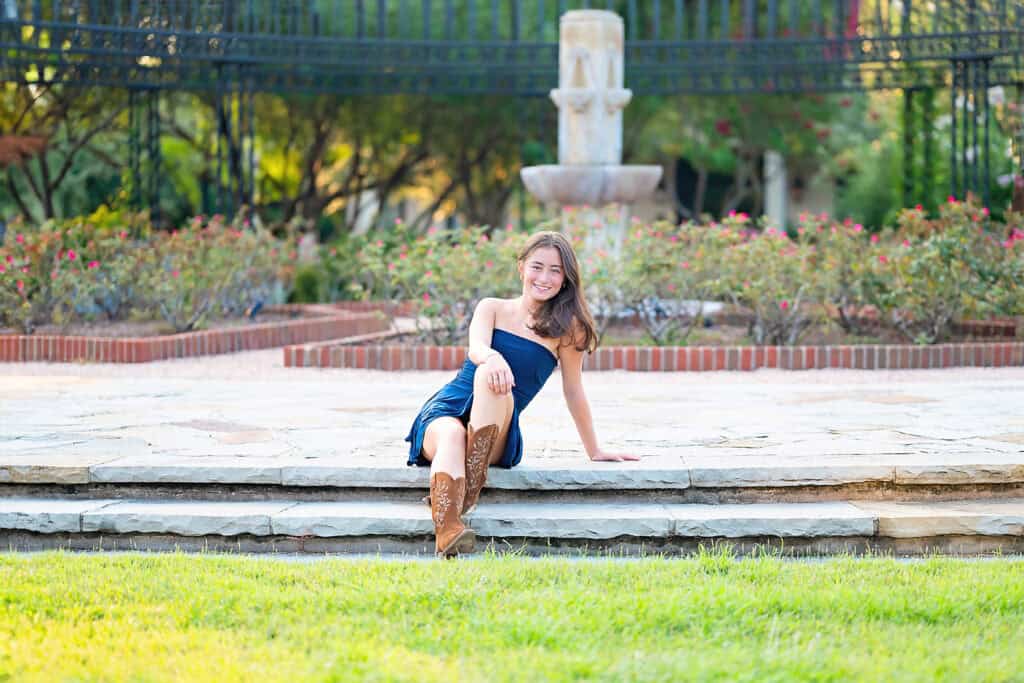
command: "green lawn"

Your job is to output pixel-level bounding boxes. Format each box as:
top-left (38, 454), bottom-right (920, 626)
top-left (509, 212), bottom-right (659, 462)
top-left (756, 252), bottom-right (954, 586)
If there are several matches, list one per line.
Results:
top-left (2, 549), bottom-right (1022, 682)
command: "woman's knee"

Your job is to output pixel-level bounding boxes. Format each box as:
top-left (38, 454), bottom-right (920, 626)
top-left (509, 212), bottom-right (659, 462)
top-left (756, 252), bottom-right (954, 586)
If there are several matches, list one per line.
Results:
top-left (435, 420), bottom-right (467, 447)
top-left (425, 418), bottom-right (465, 451)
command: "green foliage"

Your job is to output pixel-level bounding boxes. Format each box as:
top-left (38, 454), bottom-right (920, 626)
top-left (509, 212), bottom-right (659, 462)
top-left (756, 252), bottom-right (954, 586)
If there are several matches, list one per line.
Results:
top-left (288, 265), bottom-right (324, 304)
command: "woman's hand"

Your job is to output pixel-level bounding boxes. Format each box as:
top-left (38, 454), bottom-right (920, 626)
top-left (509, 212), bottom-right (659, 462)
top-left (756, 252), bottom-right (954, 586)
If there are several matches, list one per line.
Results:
top-left (588, 450), bottom-right (641, 462)
top-left (484, 353), bottom-right (516, 395)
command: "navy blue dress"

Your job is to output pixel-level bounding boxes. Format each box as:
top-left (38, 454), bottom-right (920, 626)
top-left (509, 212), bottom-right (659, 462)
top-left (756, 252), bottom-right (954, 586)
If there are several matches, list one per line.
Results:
top-left (405, 328), bottom-right (559, 469)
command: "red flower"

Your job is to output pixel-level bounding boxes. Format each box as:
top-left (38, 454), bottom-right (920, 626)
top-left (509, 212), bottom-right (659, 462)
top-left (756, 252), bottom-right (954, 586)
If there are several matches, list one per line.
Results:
top-left (15, 234), bottom-right (24, 244)
top-left (780, 300), bottom-right (789, 310)
top-left (16, 280), bottom-right (24, 292)
top-left (714, 119), bottom-right (732, 136)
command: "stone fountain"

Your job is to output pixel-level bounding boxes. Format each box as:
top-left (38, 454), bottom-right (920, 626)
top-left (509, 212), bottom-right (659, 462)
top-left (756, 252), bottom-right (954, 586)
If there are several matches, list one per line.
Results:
top-left (520, 10), bottom-right (662, 248)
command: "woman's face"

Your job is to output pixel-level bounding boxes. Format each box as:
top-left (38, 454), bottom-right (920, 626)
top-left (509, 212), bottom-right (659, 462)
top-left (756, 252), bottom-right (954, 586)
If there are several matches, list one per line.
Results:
top-left (519, 245), bottom-right (566, 303)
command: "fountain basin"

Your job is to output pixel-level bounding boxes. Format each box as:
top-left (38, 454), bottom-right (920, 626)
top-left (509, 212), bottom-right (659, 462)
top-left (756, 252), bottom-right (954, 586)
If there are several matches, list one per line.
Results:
top-left (521, 164), bottom-right (663, 207)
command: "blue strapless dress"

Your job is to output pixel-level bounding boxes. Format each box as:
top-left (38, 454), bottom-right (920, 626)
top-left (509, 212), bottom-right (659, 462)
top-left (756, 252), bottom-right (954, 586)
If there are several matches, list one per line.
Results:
top-left (405, 328), bottom-right (559, 469)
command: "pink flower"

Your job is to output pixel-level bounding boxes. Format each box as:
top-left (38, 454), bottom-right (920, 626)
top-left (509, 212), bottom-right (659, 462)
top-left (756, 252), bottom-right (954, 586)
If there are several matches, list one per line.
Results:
top-left (171, 270), bottom-right (180, 278)
top-left (485, 260), bottom-right (494, 269)
top-left (780, 300), bottom-right (789, 310)
top-left (329, 248), bottom-right (337, 257)
top-left (635, 229), bottom-right (643, 238)
top-left (681, 261), bottom-right (690, 270)
top-left (902, 239), bottom-right (911, 247)
top-left (982, 207), bottom-right (990, 216)
top-left (870, 234), bottom-right (880, 244)
top-left (947, 195), bottom-right (957, 204)
top-left (16, 280), bottom-right (24, 292)
top-left (119, 230), bottom-right (128, 239)
top-left (669, 235), bottom-right (679, 243)
top-left (797, 227), bottom-right (805, 235)
top-left (21, 266), bottom-right (28, 273)
top-left (422, 293), bottom-right (431, 304)
top-left (67, 250), bottom-right (76, 261)
top-left (0, 264), bottom-right (4, 273)
top-left (424, 270), bottom-right (433, 277)
top-left (4, 255), bottom-right (11, 263)
top-left (376, 240), bottom-right (384, 247)
top-left (427, 227), bottom-right (438, 236)
top-left (51, 271), bottom-right (57, 280)
top-left (388, 263), bottom-right (396, 271)
top-left (399, 253), bottom-right (407, 260)
top-left (87, 261), bottom-right (99, 269)
top-left (915, 204), bottom-right (923, 211)
top-left (15, 234), bottom-right (24, 244)
top-left (667, 283), bottom-right (677, 292)
top-left (853, 224), bottom-right (863, 232)
top-left (878, 255), bottom-right (889, 264)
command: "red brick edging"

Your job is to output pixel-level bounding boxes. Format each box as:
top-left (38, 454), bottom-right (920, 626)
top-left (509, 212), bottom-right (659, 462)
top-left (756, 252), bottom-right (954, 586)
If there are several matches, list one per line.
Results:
top-left (285, 340), bottom-right (1024, 371)
top-left (0, 305), bottom-right (389, 364)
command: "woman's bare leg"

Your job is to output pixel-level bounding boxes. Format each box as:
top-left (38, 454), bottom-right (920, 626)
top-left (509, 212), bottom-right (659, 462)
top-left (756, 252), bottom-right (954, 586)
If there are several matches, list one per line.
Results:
top-left (420, 417), bottom-right (474, 557)
top-left (421, 417), bottom-right (467, 477)
top-left (470, 365), bottom-right (514, 463)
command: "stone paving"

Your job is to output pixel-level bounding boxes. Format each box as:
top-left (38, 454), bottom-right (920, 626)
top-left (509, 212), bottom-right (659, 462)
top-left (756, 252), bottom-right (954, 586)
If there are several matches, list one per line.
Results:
top-left (2, 349), bottom-right (1024, 487)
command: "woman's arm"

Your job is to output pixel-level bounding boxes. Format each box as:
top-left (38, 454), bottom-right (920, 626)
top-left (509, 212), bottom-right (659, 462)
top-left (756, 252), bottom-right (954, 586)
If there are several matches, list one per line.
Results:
top-left (467, 298), bottom-right (514, 394)
top-left (559, 339), bottom-right (639, 462)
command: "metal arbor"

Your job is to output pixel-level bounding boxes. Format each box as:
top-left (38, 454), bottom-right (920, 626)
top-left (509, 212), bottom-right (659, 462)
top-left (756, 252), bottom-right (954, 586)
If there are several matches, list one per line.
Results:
top-left (2, 0), bottom-right (1022, 212)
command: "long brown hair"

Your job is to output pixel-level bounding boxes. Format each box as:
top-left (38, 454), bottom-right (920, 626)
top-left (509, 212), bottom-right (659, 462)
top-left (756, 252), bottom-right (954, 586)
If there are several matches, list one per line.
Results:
top-left (518, 231), bottom-right (598, 353)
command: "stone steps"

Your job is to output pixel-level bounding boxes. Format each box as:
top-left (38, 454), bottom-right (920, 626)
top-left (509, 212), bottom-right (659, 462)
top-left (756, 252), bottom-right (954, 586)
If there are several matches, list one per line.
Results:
top-left (3, 497), bottom-right (1023, 556)
top-left (6, 454), bottom-right (1024, 504)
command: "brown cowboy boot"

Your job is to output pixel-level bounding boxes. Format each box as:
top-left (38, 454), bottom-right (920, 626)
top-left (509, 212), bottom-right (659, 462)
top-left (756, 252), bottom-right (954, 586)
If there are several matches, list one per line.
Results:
top-left (430, 472), bottom-right (475, 558)
top-left (462, 423), bottom-right (499, 516)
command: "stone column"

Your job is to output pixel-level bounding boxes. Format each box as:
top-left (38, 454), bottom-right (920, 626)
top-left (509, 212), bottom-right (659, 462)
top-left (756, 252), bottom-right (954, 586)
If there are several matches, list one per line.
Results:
top-left (764, 150), bottom-right (788, 229)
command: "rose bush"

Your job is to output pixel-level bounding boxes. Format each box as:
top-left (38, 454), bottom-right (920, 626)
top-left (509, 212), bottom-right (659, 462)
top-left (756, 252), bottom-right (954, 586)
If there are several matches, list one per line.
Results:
top-left (354, 224), bottom-right (522, 345)
top-left (860, 200), bottom-right (1012, 343)
top-left (1, 212), bottom-right (297, 334)
top-left (715, 213), bottom-right (826, 345)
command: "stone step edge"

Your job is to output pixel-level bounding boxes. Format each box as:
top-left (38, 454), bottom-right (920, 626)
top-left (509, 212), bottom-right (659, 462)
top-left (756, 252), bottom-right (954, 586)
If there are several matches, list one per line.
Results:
top-left (15, 459), bottom-right (1024, 488)
top-left (0, 306), bottom-right (388, 364)
top-left (284, 340), bottom-right (1024, 372)
top-left (3, 498), bottom-right (1022, 540)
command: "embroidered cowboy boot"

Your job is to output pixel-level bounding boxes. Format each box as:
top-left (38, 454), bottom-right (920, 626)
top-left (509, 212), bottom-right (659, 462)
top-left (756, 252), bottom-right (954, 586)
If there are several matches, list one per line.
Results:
top-left (462, 423), bottom-right (499, 516)
top-left (430, 472), bottom-right (475, 558)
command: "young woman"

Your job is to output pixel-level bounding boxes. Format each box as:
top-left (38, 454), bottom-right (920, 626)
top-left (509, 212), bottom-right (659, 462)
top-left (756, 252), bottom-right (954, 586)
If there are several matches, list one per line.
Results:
top-left (404, 230), bottom-right (639, 557)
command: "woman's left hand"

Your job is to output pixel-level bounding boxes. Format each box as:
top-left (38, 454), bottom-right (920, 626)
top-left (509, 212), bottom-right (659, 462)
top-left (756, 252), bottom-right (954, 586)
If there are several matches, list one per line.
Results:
top-left (589, 450), bottom-right (641, 462)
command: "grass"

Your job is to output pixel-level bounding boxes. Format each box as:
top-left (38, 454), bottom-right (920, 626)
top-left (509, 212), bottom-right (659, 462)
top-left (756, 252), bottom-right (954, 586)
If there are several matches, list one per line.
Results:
top-left (2, 548), bottom-right (1023, 682)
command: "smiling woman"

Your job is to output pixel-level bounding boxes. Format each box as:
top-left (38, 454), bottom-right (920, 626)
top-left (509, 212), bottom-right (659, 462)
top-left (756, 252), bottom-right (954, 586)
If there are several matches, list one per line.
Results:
top-left (403, 230), bottom-right (640, 557)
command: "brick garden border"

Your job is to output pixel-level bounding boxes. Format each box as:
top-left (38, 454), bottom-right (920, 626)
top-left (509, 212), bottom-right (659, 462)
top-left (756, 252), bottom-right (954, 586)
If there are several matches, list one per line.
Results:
top-left (0, 304), bottom-right (389, 364)
top-left (285, 339), bottom-right (1024, 371)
